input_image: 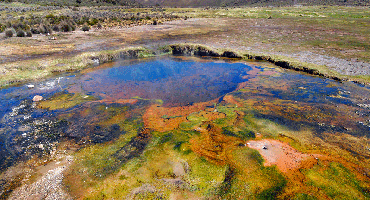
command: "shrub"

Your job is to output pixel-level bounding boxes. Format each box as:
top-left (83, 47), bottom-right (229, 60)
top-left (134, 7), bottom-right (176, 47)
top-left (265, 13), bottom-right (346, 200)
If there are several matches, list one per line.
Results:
top-left (31, 27), bottom-right (40, 34)
top-left (88, 18), bottom-right (99, 26)
top-left (5, 22), bottom-right (12, 28)
top-left (38, 24), bottom-right (52, 34)
top-left (153, 20), bottom-right (157, 25)
top-left (81, 25), bottom-right (90, 32)
top-left (60, 23), bottom-right (72, 32)
top-left (96, 23), bottom-right (102, 29)
top-left (26, 31), bottom-right (32, 37)
top-left (16, 30), bottom-right (25, 37)
top-left (5, 29), bottom-right (14, 38)
top-left (52, 25), bottom-right (60, 32)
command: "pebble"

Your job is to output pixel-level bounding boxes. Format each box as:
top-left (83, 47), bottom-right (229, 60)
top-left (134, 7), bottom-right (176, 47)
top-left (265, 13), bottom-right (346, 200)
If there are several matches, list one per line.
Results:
top-left (27, 84), bottom-right (35, 89)
top-left (33, 95), bottom-right (43, 102)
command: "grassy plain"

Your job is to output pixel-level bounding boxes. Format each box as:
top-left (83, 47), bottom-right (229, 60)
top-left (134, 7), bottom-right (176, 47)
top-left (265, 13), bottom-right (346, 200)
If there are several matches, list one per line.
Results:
top-left (0, 5), bottom-right (370, 87)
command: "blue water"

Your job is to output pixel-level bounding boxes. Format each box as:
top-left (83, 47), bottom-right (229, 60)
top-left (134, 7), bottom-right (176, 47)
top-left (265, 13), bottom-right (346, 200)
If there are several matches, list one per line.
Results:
top-left (81, 59), bottom-right (253, 106)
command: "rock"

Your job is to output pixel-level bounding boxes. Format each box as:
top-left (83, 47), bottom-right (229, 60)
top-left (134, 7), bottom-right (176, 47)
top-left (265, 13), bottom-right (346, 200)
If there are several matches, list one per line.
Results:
top-left (33, 95), bottom-right (43, 102)
top-left (173, 162), bottom-right (185, 177)
top-left (221, 51), bottom-right (242, 58)
top-left (131, 184), bottom-right (156, 195)
top-left (27, 84), bottom-right (35, 89)
top-left (160, 178), bottom-right (185, 187)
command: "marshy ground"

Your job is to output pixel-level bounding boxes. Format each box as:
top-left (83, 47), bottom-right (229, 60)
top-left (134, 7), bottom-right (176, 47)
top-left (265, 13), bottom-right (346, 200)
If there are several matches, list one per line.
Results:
top-left (1, 3), bottom-right (370, 200)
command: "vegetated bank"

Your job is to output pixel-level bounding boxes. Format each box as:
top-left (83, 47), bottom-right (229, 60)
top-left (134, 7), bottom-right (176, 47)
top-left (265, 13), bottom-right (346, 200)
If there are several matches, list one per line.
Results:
top-left (1, 43), bottom-right (370, 89)
top-left (167, 43), bottom-right (370, 85)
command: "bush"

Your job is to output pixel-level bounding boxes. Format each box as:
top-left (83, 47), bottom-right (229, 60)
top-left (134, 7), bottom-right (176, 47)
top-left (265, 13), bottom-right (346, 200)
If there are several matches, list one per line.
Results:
top-left (81, 25), bottom-right (90, 32)
top-left (88, 18), bottom-right (99, 26)
top-left (38, 24), bottom-right (52, 34)
top-left (26, 31), bottom-right (32, 37)
top-left (60, 23), bottom-right (72, 32)
top-left (16, 30), bottom-right (25, 37)
top-left (153, 20), bottom-right (157, 25)
top-left (31, 27), bottom-right (40, 34)
top-left (96, 23), bottom-right (102, 29)
top-left (5, 22), bottom-right (12, 28)
top-left (52, 25), bottom-right (60, 32)
top-left (5, 29), bottom-right (13, 38)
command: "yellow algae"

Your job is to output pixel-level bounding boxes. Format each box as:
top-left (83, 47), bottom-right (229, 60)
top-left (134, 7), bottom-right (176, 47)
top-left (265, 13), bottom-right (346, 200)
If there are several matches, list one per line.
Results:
top-left (38, 93), bottom-right (98, 110)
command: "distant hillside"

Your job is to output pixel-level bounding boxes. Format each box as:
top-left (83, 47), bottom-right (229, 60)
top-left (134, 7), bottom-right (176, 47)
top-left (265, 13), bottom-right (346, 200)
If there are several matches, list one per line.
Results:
top-left (1, 0), bottom-right (141, 7)
top-left (135, 0), bottom-right (370, 7)
top-left (1, 0), bottom-right (369, 7)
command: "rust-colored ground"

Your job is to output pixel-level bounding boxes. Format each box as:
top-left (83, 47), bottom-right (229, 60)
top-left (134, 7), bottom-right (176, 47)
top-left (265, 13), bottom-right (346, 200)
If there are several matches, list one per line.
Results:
top-left (143, 100), bottom-right (219, 132)
top-left (247, 139), bottom-right (317, 173)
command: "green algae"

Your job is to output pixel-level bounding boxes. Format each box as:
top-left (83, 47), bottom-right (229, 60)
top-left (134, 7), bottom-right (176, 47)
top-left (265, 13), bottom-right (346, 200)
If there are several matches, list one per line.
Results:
top-left (222, 147), bottom-right (287, 199)
top-left (78, 133), bottom-right (228, 199)
top-left (304, 162), bottom-right (370, 200)
top-left (38, 92), bottom-right (98, 110)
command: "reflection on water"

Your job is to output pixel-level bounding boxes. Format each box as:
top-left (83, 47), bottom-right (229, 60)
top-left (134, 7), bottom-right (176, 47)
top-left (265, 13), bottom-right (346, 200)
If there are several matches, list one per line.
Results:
top-left (79, 59), bottom-right (252, 106)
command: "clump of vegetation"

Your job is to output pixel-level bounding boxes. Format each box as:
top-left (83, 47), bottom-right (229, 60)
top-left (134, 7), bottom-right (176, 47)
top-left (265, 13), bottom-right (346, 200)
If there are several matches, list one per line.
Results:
top-left (30, 27), bottom-right (40, 34)
top-left (16, 30), bottom-right (26, 37)
top-left (4, 28), bottom-right (15, 38)
top-left (0, 23), bottom-right (5, 33)
top-left (81, 24), bottom-right (90, 32)
top-left (0, 6), bottom-right (180, 39)
top-left (38, 24), bottom-right (52, 34)
top-left (60, 22), bottom-right (74, 32)
top-left (25, 31), bottom-right (32, 37)
top-left (52, 25), bottom-right (60, 32)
